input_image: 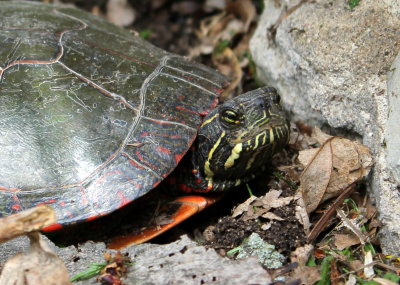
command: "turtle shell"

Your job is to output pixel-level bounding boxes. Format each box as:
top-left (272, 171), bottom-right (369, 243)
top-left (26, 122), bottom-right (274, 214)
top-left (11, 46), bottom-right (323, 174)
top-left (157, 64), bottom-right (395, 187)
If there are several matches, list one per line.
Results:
top-left (0, 1), bottom-right (227, 227)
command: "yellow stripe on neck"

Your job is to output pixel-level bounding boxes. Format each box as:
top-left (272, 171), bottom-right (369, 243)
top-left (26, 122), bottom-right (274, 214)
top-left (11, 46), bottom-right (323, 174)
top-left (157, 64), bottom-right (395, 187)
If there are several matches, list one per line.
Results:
top-left (204, 131), bottom-right (225, 178)
top-left (224, 142), bottom-right (243, 169)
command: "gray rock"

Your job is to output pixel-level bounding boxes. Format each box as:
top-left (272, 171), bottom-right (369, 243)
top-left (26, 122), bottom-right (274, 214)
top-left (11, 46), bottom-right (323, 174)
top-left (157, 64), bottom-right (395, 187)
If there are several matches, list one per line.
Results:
top-left (0, 235), bottom-right (272, 285)
top-left (250, 0), bottom-right (400, 253)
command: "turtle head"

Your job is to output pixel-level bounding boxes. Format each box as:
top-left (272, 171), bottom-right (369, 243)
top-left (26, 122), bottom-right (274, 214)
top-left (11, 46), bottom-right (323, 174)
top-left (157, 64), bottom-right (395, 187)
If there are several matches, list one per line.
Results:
top-left (187, 87), bottom-right (289, 192)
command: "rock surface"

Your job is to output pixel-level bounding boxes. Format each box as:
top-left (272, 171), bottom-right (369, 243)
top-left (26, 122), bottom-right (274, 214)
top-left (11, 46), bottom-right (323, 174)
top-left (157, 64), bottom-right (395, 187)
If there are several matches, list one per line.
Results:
top-left (0, 235), bottom-right (272, 285)
top-left (250, 0), bottom-right (400, 253)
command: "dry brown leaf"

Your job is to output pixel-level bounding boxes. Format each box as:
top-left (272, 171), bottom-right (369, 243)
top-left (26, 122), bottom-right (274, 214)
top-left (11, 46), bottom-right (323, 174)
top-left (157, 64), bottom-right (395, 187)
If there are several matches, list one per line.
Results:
top-left (106, 0), bottom-right (135, 27)
top-left (337, 210), bottom-right (368, 244)
top-left (204, 0), bottom-right (226, 11)
top-left (189, 0), bottom-right (255, 58)
top-left (232, 195), bottom-right (257, 217)
top-left (212, 47), bottom-right (242, 100)
top-left (263, 195), bottom-right (293, 209)
top-left (298, 136), bottom-right (373, 213)
top-left (333, 233), bottom-right (361, 250)
top-left (289, 244), bottom-right (320, 284)
top-left (261, 223), bottom-right (272, 231)
top-left (331, 259), bottom-right (342, 285)
top-left (311, 127), bottom-right (333, 144)
top-left (225, 0), bottom-right (256, 32)
top-left (261, 212), bottom-right (284, 221)
top-left (294, 192), bottom-right (311, 233)
top-left (234, 190), bottom-right (295, 221)
top-left (0, 232), bottom-right (71, 285)
top-left (298, 139), bottom-right (332, 213)
top-left (348, 260), bottom-right (363, 271)
top-left (257, 190), bottom-right (288, 209)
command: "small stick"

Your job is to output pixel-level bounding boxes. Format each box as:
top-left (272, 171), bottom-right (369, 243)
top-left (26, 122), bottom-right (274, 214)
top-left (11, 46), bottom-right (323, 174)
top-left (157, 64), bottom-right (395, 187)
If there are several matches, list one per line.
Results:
top-left (0, 205), bottom-right (56, 243)
top-left (307, 182), bottom-right (358, 242)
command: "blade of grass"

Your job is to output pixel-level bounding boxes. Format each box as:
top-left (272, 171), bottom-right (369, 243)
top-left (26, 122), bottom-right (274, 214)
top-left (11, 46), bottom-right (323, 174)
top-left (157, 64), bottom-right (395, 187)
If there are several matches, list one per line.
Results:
top-left (70, 262), bottom-right (106, 282)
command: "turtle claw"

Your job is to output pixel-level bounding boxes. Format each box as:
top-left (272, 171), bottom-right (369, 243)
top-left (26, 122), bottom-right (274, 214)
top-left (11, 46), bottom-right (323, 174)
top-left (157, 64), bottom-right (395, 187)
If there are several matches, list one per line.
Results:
top-left (107, 195), bottom-right (221, 249)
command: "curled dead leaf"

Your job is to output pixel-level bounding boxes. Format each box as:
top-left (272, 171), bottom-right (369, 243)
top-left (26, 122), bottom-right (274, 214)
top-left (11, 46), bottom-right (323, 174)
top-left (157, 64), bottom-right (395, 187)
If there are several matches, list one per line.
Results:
top-left (298, 136), bottom-right (373, 213)
top-left (232, 196), bottom-right (257, 218)
top-left (233, 190), bottom-right (295, 221)
top-left (212, 47), bottom-right (242, 100)
top-left (189, 0), bottom-right (255, 57)
top-left (333, 233), bottom-right (361, 250)
top-left (261, 212), bottom-right (284, 221)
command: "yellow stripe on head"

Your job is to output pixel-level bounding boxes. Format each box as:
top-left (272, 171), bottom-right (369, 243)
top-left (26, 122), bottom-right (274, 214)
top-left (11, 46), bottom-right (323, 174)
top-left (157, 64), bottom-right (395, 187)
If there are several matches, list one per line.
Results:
top-left (204, 131), bottom-right (225, 178)
top-left (200, 113), bottom-right (219, 128)
top-left (224, 142), bottom-right (243, 169)
top-left (269, 128), bottom-right (274, 144)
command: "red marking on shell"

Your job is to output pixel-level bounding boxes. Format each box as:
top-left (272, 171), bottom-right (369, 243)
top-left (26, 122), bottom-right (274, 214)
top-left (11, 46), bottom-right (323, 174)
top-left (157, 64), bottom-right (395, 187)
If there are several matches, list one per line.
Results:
top-left (147, 116), bottom-right (184, 125)
top-left (192, 169), bottom-right (198, 174)
top-left (43, 223), bottom-right (63, 231)
top-left (212, 88), bottom-right (225, 95)
top-left (36, 199), bottom-right (57, 206)
top-left (156, 146), bottom-right (171, 155)
top-left (200, 98), bottom-right (219, 117)
top-left (128, 159), bottom-right (145, 169)
top-left (195, 179), bottom-right (202, 184)
top-left (117, 191), bottom-right (130, 208)
top-left (11, 204), bottom-right (21, 210)
top-left (135, 151), bottom-right (158, 170)
top-left (174, 153), bottom-right (184, 164)
top-left (0, 186), bottom-right (20, 192)
top-left (183, 75), bottom-right (194, 81)
top-left (84, 40), bottom-right (156, 68)
top-left (152, 180), bottom-right (161, 188)
top-left (86, 215), bottom-right (98, 222)
top-left (175, 106), bottom-right (198, 115)
top-left (59, 201), bottom-right (66, 206)
top-left (95, 170), bottom-right (121, 185)
top-left (79, 186), bottom-right (89, 205)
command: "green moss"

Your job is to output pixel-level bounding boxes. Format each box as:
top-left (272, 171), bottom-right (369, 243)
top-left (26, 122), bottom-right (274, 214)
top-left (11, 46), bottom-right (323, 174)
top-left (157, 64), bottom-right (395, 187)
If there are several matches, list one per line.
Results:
top-left (139, 29), bottom-right (152, 40)
top-left (214, 40), bottom-right (231, 55)
top-left (348, 0), bottom-right (361, 9)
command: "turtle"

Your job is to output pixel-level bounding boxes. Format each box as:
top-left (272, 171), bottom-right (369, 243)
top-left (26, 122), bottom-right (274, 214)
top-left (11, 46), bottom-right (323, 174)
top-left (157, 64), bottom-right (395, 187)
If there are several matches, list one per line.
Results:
top-left (0, 1), bottom-right (290, 246)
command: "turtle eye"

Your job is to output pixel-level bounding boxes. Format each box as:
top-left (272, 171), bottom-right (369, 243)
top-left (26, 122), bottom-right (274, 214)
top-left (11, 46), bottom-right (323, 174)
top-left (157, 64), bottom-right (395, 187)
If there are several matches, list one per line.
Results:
top-left (221, 109), bottom-right (242, 125)
top-left (271, 92), bottom-right (281, 104)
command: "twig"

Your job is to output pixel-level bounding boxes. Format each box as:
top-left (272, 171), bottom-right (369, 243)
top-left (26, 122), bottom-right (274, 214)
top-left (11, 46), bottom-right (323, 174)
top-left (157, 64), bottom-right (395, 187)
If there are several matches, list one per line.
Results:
top-left (307, 182), bottom-right (359, 242)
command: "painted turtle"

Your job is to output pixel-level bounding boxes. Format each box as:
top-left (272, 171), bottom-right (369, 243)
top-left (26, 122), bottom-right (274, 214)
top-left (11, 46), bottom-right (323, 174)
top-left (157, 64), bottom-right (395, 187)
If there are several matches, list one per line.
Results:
top-left (0, 1), bottom-right (289, 244)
